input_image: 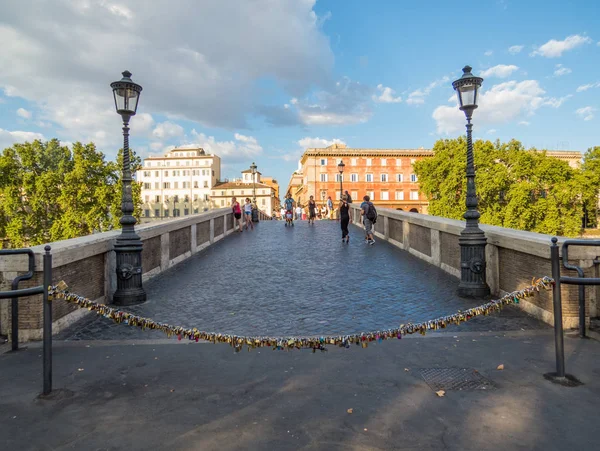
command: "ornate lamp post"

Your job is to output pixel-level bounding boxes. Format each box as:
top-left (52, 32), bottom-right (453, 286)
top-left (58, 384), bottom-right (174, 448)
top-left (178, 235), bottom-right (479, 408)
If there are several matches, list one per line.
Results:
top-left (110, 71), bottom-right (146, 305)
top-left (337, 160), bottom-right (345, 200)
top-left (452, 65), bottom-right (490, 298)
top-left (250, 162), bottom-right (259, 222)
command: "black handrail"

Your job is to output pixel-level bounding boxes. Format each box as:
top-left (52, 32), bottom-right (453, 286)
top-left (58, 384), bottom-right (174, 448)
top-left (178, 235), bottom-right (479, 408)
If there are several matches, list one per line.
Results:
top-left (0, 249), bottom-right (37, 351)
top-left (0, 246), bottom-right (53, 395)
top-left (548, 237), bottom-right (600, 383)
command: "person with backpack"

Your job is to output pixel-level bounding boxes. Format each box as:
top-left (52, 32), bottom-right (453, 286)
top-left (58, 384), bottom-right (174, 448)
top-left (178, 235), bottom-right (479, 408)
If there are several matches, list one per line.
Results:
top-left (360, 195), bottom-right (377, 245)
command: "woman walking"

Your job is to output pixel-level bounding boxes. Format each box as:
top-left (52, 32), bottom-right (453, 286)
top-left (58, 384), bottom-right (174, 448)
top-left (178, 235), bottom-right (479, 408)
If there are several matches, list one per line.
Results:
top-left (307, 195), bottom-right (317, 225)
top-left (243, 198), bottom-right (254, 230)
top-left (231, 197), bottom-right (243, 232)
top-left (339, 195), bottom-right (351, 243)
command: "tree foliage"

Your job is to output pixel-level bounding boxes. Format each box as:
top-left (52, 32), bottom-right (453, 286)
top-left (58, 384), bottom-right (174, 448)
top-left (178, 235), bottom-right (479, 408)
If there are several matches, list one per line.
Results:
top-left (0, 139), bottom-right (142, 248)
top-left (414, 138), bottom-right (596, 237)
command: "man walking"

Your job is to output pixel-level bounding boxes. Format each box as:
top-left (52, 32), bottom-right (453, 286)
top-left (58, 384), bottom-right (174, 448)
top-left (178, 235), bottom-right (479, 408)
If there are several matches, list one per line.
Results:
top-left (360, 195), bottom-right (377, 245)
top-left (327, 196), bottom-right (333, 219)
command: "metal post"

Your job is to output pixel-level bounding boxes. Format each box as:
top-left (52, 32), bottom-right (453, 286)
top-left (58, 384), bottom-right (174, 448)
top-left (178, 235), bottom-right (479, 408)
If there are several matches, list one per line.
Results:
top-left (578, 284), bottom-right (586, 338)
top-left (457, 114), bottom-right (490, 298)
top-left (10, 294), bottom-right (18, 352)
top-left (43, 245), bottom-right (52, 395)
top-left (550, 237), bottom-right (565, 378)
top-left (113, 117), bottom-right (146, 305)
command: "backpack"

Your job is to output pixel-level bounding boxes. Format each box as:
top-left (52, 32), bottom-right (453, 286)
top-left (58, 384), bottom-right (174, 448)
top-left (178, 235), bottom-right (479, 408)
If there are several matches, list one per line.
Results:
top-left (366, 202), bottom-right (377, 223)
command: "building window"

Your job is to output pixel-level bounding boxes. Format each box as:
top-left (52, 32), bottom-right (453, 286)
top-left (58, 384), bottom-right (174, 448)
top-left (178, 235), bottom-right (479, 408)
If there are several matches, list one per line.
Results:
top-left (194, 208), bottom-right (199, 214)
top-left (184, 208), bottom-right (189, 215)
top-left (320, 158), bottom-right (328, 166)
top-left (395, 191), bottom-right (404, 200)
top-left (381, 174), bottom-right (388, 182)
top-left (368, 191), bottom-right (375, 200)
top-left (165, 171), bottom-right (169, 177)
top-left (174, 182), bottom-right (179, 189)
top-left (184, 195), bottom-right (189, 203)
top-left (335, 173), bottom-right (343, 182)
top-left (351, 190), bottom-right (358, 200)
top-left (163, 182), bottom-right (170, 189)
top-left (203, 182), bottom-right (208, 188)
top-left (154, 182), bottom-right (159, 189)
top-left (143, 171), bottom-right (150, 177)
top-left (410, 174), bottom-right (418, 182)
top-left (154, 209), bottom-right (160, 217)
top-left (366, 158), bottom-right (372, 166)
top-left (220, 199), bottom-right (225, 206)
top-left (155, 195), bottom-right (160, 203)
top-left (366, 173), bottom-right (373, 182)
top-left (221, 191), bottom-right (225, 196)
top-left (204, 194), bottom-right (209, 201)
top-left (320, 173), bottom-right (328, 182)
top-left (381, 191), bottom-right (389, 200)
top-left (194, 194), bottom-right (198, 201)
top-left (176, 161), bottom-right (181, 166)
top-left (396, 159), bottom-right (402, 166)
top-left (144, 183), bottom-right (151, 189)
top-left (164, 210), bottom-right (169, 217)
top-left (397, 174), bottom-right (404, 182)
top-left (173, 209), bottom-right (180, 217)
top-left (381, 159), bottom-right (387, 166)
top-left (194, 182), bottom-right (199, 188)
top-left (144, 209), bottom-right (150, 217)
top-left (262, 189), bottom-right (267, 195)
top-left (410, 190), bottom-right (419, 200)
top-left (351, 173), bottom-right (358, 182)
top-left (351, 158), bottom-right (357, 166)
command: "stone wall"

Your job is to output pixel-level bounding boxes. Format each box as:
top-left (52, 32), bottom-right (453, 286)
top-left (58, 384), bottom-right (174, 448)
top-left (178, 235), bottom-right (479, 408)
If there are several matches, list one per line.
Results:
top-left (351, 205), bottom-right (599, 329)
top-left (0, 208), bottom-right (236, 341)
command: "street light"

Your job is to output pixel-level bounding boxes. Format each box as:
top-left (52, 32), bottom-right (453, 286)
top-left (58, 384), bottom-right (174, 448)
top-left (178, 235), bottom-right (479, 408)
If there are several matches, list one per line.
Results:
top-left (452, 65), bottom-right (490, 298)
top-left (110, 70), bottom-right (146, 305)
top-left (337, 160), bottom-right (345, 200)
top-left (250, 162), bottom-right (259, 222)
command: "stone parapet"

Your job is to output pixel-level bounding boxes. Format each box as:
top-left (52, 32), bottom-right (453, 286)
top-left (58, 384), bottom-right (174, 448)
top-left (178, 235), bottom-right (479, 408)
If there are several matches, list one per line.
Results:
top-left (0, 208), bottom-right (237, 341)
top-left (351, 205), bottom-right (599, 329)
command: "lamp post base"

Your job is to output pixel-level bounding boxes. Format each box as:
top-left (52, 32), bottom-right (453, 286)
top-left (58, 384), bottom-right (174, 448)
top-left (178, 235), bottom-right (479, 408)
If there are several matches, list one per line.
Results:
top-left (113, 237), bottom-right (146, 306)
top-left (457, 227), bottom-right (490, 299)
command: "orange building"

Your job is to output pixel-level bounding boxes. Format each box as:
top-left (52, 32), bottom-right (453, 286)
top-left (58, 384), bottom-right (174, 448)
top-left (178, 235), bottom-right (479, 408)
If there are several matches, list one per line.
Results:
top-left (289, 143), bottom-right (433, 213)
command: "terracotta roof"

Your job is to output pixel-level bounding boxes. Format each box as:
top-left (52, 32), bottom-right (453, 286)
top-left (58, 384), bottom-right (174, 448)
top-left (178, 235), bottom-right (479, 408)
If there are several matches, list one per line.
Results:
top-left (212, 181), bottom-right (272, 190)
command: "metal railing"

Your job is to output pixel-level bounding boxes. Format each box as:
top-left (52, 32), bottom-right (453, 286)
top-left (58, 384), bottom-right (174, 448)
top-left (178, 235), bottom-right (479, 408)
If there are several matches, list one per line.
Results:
top-left (549, 237), bottom-right (599, 383)
top-left (0, 246), bottom-right (53, 395)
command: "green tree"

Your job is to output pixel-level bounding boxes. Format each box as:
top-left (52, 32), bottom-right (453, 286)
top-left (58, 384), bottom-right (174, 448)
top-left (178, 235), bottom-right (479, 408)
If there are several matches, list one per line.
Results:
top-left (0, 140), bottom-right (143, 248)
top-left (109, 148), bottom-right (143, 229)
top-left (579, 146), bottom-right (600, 228)
top-left (414, 138), bottom-right (586, 237)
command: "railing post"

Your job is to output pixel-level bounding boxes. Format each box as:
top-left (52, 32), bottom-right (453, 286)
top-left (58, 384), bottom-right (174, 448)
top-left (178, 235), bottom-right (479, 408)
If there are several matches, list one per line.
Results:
top-left (10, 294), bottom-right (18, 351)
top-left (578, 284), bottom-right (586, 338)
top-left (42, 245), bottom-right (52, 396)
top-left (550, 237), bottom-right (565, 378)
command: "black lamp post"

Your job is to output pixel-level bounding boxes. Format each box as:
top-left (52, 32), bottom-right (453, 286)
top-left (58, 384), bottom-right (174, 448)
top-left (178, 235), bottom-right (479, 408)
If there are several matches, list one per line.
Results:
top-left (110, 71), bottom-right (146, 305)
top-left (452, 65), bottom-right (490, 298)
top-left (337, 160), bottom-right (345, 200)
top-left (250, 162), bottom-right (259, 222)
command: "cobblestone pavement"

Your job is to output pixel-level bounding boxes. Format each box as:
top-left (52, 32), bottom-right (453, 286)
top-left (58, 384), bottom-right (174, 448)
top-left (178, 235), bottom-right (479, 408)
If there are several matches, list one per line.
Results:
top-left (58, 220), bottom-right (548, 341)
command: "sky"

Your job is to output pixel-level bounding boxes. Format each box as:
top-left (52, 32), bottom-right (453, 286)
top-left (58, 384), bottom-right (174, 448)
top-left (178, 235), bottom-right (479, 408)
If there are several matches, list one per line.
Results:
top-left (1, 0), bottom-right (599, 188)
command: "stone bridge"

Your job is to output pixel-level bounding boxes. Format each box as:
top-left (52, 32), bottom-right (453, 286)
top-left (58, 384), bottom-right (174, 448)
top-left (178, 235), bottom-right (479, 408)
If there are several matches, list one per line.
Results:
top-left (1, 207), bottom-right (598, 341)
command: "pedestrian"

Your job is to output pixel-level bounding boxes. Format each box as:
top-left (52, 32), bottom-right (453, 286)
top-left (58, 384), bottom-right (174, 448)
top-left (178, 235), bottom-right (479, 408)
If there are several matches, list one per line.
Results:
top-left (243, 198), bottom-right (254, 230)
top-left (320, 204), bottom-right (327, 220)
top-left (280, 207), bottom-right (286, 221)
top-left (344, 190), bottom-right (353, 203)
top-left (339, 195), bottom-right (351, 243)
top-left (283, 193), bottom-right (295, 227)
top-left (231, 196), bottom-right (243, 232)
top-left (360, 195), bottom-right (376, 245)
top-left (295, 204), bottom-right (302, 221)
top-left (327, 196), bottom-right (333, 219)
top-left (307, 195), bottom-right (317, 225)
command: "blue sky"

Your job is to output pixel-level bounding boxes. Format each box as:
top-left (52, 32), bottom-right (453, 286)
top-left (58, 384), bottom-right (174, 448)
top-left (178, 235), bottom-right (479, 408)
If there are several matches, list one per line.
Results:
top-left (0, 0), bottom-right (598, 187)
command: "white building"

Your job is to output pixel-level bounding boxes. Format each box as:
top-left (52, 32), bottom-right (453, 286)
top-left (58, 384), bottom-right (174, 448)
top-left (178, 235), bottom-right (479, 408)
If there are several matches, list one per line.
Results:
top-left (210, 166), bottom-right (278, 217)
top-left (137, 147), bottom-right (221, 222)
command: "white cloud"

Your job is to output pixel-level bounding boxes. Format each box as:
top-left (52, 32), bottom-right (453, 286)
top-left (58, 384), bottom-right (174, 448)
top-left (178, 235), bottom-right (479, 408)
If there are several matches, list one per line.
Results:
top-left (16, 107), bottom-right (32, 119)
top-left (553, 64), bottom-right (572, 77)
top-left (165, 130), bottom-right (265, 161)
top-left (480, 64), bottom-right (519, 78)
top-left (576, 106), bottom-right (596, 121)
top-left (152, 121), bottom-right (184, 140)
top-left (433, 79), bottom-right (569, 134)
top-left (518, 121), bottom-right (530, 126)
top-left (372, 84), bottom-right (402, 103)
top-left (531, 34), bottom-right (592, 57)
top-left (487, 129), bottom-right (497, 134)
top-left (508, 45), bottom-right (524, 54)
top-left (149, 141), bottom-right (164, 151)
top-left (576, 81), bottom-right (600, 92)
top-left (0, 0), bottom-right (334, 151)
top-left (298, 137), bottom-right (345, 149)
top-left (407, 75), bottom-right (450, 105)
top-left (0, 128), bottom-right (45, 150)
top-left (484, 50), bottom-right (493, 56)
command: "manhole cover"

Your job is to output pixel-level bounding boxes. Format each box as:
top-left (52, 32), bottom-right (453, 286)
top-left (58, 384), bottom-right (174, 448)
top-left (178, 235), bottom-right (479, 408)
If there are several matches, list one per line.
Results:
top-left (419, 368), bottom-right (495, 391)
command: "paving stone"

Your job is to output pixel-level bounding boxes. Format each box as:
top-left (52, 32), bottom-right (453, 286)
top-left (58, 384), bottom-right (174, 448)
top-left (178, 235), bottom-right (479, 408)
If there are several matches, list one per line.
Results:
top-left (57, 220), bottom-right (548, 341)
